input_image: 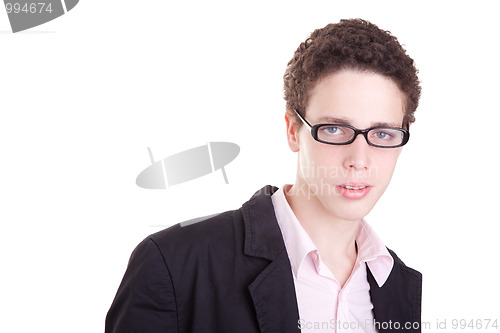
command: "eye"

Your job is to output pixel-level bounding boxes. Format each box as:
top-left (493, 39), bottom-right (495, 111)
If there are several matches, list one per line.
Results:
top-left (369, 128), bottom-right (404, 146)
top-left (373, 131), bottom-right (394, 140)
top-left (322, 126), bottom-right (343, 135)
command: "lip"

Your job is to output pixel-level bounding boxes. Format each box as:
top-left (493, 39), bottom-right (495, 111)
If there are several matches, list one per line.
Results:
top-left (336, 182), bottom-right (372, 200)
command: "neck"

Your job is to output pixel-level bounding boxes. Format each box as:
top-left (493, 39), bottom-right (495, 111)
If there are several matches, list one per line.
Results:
top-left (284, 183), bottom-right (360, 262)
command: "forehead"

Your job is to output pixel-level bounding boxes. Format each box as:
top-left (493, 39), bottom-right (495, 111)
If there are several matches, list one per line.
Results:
top-left (306, 70), bottom-right (406, 127)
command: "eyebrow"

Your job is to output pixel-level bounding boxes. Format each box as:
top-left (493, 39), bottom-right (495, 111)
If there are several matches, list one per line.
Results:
top-left (315, 116), bottom-right (401, 128)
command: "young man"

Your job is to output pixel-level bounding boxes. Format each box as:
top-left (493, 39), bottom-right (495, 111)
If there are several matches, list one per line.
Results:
top-left (106, 19), bottom-right (422, 333)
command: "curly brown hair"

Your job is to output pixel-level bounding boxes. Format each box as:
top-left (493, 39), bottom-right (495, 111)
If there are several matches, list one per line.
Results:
top-left (283, 19), bottom-right (421, 126)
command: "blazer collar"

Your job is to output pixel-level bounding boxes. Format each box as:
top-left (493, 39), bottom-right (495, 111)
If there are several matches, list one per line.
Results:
top-left (241, 185), bottom-right (285, 260)
top-left (241, 185), bottom-right (301, 333)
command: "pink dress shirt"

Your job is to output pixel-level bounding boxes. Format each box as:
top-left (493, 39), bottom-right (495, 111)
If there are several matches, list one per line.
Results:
top-left (271, 185), bottom-right (394, 333)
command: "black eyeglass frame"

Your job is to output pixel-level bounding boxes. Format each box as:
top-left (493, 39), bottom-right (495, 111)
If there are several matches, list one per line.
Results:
top-left (293, 109), bottom-right (410, 148)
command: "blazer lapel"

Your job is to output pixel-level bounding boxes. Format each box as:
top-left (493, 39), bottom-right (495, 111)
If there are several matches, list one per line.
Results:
top-left (367, 250), bottom-right (422, 333)
top-left (248, 249), bottom-right (301, 333)
top-left (242, 186), bottom-right (301, 333)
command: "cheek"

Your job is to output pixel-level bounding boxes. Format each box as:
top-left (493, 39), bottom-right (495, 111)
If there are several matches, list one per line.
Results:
top-left (372, 151), bottom-right (401, 183)
top-left (298, 143), bottom-right (343, 180)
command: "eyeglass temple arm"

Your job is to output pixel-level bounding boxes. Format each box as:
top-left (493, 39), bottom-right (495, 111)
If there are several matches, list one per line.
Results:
top-left (293, 109), bottom-right (313, 129)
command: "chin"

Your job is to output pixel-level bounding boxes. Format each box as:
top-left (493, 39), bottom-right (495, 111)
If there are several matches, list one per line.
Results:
top-left (323, 196), bottom-right (378, 222)
top-left (333, 209), bottom-right (370, 223)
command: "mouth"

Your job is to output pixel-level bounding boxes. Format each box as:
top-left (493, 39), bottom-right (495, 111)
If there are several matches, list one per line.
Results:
top-left (340, 185), bottom-right (367, 190)
top-left (336, 183), bottom-right (371, 200)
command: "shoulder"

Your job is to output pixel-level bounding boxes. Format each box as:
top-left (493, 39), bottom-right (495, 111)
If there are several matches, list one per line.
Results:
top-left (145, 185), bottom-right (280, 261)
top-left (128, 208), bottom-right (250, 290)
top-left (148, 208), bottom-right (244, 254)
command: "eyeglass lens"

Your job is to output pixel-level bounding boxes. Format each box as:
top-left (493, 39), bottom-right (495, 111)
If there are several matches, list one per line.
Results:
top-left (316, 125), bottom-right (405, 147)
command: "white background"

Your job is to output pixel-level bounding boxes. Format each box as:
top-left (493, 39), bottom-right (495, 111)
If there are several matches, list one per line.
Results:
top-left (1, 1), bottom-right (499, 332)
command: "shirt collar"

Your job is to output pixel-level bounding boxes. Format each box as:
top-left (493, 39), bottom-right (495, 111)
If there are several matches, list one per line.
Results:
top-left (271, 185), bottom-right (317, 278)
top-left (271, 184), bottom-right (394, 287)
top-left (356, 219), bottom-right (394, 287)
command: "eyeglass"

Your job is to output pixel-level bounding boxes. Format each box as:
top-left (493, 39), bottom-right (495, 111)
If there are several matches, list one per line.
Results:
top-left (293, 109), bottom-right (410, 148)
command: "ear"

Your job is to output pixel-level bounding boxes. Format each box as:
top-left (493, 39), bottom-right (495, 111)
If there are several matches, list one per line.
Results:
top-left (285, 111), bottom-right (300, 152)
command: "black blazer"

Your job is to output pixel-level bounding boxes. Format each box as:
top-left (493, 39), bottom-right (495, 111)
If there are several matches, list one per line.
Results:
top-left (105, 185), bottom-right (422, 332)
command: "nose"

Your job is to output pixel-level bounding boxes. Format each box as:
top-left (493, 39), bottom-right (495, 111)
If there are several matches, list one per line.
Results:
top-left (343, 134), bottom-right (370, 170)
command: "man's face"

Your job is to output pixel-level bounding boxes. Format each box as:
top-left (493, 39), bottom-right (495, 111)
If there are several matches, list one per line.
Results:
top-left (286, 69), bottom-right (406, 222)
